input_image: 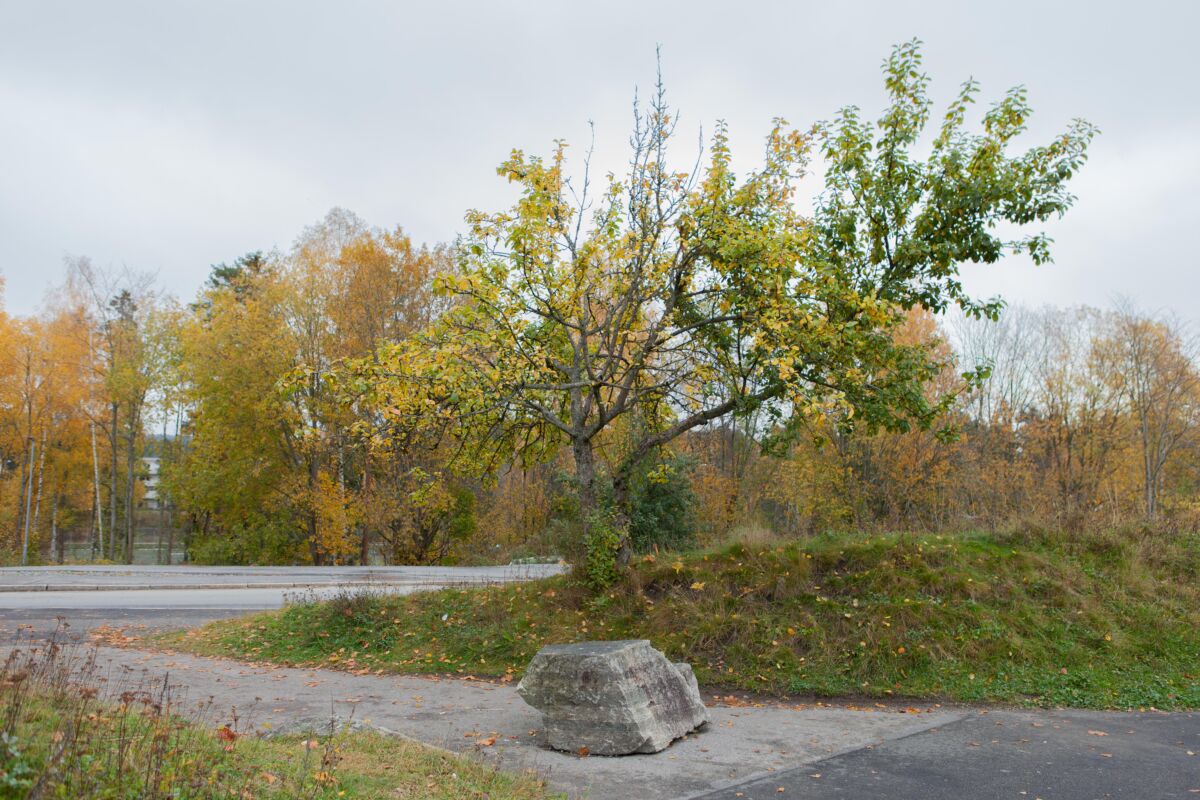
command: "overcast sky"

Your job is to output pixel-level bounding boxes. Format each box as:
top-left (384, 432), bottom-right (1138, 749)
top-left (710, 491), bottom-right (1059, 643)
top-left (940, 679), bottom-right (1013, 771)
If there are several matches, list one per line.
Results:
top-left (1, 0), bottom-right (1196, 321)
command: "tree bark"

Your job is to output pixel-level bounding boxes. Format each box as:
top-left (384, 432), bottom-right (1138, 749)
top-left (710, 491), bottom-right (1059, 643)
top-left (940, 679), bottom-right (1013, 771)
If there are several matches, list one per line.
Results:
top-left (14, 441), bottom-right (29, 550)
top-left (31, 427), bottom-right (48, 542)
top-left (157, 415), bottom-right (168, 564)
top-left (15, 364), bottom-right (32, 548)
top-left (20, 437), bottom-right (35, 565)
top-left (307, 457), bottom-right (323, 565)
top-left (125, 427), bottom-right (137, 565)
top-left (572, 436), bottom-right (597, 520)
top-left (109, 401), bottom-right (119, 561)
top-left (359, 464), bottom-right (372, 565)
top-left (51, 490), bottom-right (61, 564)
top-left (90, 419), bottom-right (103, 560)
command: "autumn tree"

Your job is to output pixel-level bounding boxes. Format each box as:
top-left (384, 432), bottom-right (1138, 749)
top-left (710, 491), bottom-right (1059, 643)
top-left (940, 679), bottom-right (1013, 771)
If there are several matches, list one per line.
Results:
top-left (1097, 303), bottom-right (1199, 518)
top-left (65, 259), bottom-right (164, 561)
top-left (173, 252), bottom-right (301, 562)
top-left (172, 210), bottom-right (456, 565)
top-left (0, 284), bottom-right (107, 563)
top-left (363, 41), bottom-right (1095, 565)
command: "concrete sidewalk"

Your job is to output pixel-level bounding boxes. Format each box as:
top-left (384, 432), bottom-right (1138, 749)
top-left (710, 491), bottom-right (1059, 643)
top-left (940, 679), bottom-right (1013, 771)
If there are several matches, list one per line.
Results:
top-left (0, 642), bottom-right (963, 799)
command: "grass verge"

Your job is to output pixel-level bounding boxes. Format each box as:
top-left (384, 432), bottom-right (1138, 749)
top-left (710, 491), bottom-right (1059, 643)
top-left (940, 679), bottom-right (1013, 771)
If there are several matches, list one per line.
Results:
top-left (0, 633), bottom-right (553, 799)
top-left (161, 527), bottom-right (1200, 710)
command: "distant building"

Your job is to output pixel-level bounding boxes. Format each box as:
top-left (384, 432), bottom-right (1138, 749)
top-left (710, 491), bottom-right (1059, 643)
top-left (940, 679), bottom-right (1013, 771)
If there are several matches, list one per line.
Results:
top-left (141, 457), bottom-right (161, 509)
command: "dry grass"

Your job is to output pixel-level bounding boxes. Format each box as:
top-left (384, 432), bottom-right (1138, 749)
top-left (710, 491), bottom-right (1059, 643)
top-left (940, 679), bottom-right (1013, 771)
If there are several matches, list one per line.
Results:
top-left (0, 624), bottom-right (555, 799)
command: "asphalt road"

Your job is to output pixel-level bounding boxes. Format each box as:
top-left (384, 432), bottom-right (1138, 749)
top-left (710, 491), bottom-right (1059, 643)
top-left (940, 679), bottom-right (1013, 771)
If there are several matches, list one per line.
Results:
top-left (0, 563), bottom-right (562, 590)
top-left (693, 708), bottom-right (1200, 800)
top-left (0, 563), bottom-right (562, 638)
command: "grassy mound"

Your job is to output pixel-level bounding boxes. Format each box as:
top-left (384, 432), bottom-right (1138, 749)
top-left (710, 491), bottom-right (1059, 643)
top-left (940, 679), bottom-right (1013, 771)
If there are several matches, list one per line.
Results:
top-left (166, 528), bottom-right (1200, 709)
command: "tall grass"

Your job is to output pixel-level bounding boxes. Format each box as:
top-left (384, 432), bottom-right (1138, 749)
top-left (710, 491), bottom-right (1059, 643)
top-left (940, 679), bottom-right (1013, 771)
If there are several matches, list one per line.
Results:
top-left (0, 624), bottom-right (344, 798)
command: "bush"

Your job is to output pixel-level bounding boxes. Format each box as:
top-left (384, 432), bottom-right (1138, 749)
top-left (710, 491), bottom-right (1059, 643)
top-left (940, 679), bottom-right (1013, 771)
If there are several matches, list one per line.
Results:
top-left (582, 511), bottom-right (623, 590)
top-left (627, 454), bottom-right (697, 552)
top-left (525, 454), bottom-right (697, 575)
top-left (188, 516), bottom-right (307, 565)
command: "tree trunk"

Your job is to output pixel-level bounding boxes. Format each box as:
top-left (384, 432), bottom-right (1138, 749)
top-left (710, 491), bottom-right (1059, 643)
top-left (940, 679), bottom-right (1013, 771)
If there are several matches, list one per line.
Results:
top-left (572, 436), bottom-right (597, 520)
top-left (306, 455), bottom-right (323, 565)
top-left (51, 489), bottom-right (61, 563)
top-left (1141, 416), bottom-right (1156, 519)
top-left (359, 465), bottom-right (372, 565)
top-left (167, 405), bottom-right (182, 564)
top-left (158, 415), bottom-right (168, 564)
top-left (88, 488), bottom-right (97, 561)
top-left (165, 509), bottom-right (175, 565)
top-left (31, 427), bottom-right (48, 540)
top-left (158, 491), bottom-right (168, 565)
top-left (125, 432), bottom-right (137, 565)
top-left (124, 398), bottom-right (144, 565)
top-left (109, 401), bottom-right (119, 561)
top-left (308, 515), bottom-right (322, 565)
top-left (90, 419), bottom-right (103, 560)
top-left (15, 358), bottom-right (33, 550)
top-left (20, 437), bottom-right (35, 566)
top-left (182, 514), bottom-right (194, 564)
top-left (14, 441), bottom-right (29, 550)
top-left (610, 465), bottom-right (634, 568)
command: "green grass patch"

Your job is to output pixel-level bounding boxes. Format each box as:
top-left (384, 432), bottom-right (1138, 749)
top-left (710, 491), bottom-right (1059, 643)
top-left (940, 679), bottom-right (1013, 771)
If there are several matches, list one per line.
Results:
top-left (163, 527), bottom-right (1200, 710)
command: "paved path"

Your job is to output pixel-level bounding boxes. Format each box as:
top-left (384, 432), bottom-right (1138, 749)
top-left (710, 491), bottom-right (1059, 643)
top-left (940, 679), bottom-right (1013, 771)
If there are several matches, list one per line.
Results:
top-left (0, 641), bottom-right (965, 800)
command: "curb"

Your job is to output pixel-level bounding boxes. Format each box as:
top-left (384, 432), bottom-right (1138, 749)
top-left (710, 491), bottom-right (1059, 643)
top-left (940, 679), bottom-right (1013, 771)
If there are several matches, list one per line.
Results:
top-left (0, 579), bottom-right (510, 593)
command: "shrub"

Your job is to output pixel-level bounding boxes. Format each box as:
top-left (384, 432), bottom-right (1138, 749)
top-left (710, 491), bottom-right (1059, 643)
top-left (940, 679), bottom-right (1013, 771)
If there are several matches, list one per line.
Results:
top-left (627, 454), bottom-right (697, 553)
top-left (582, 511), bottom-right (623, 590)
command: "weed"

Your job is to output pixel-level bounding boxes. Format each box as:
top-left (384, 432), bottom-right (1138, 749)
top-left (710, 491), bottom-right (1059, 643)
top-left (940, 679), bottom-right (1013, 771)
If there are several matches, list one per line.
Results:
top-left (0, 623), bottom-right (554, 799)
